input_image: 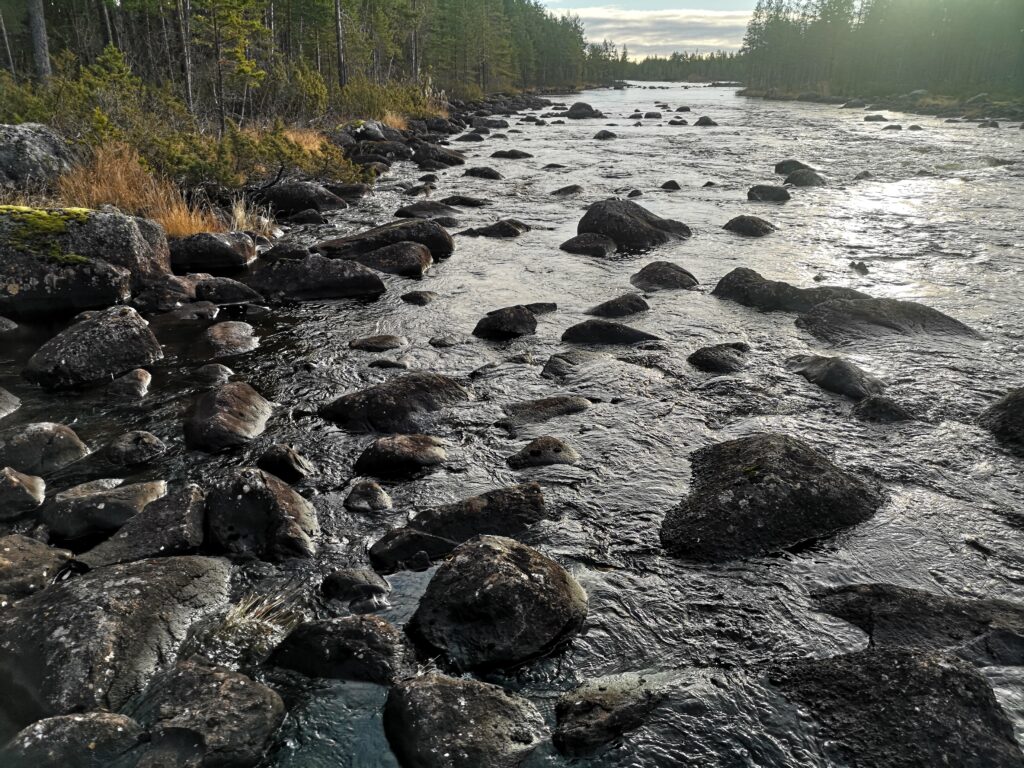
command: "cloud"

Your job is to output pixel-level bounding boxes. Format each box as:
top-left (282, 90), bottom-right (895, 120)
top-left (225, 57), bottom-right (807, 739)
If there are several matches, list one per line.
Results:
top-left (549, 6), bottom-right (752, 58)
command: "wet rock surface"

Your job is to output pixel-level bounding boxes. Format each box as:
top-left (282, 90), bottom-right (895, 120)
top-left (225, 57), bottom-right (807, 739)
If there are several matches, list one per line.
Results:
top-left (586, 292), bottom-right (649, 318)
top-left (473, 304), bottom-right (538, 340)
top-left (248, 254), bottom-right (385, 301)
top-left (796, 296), bottom-right (979, 341)
top-left (184, 381), bottom-right (272, 451)
top-left (687, 341), bottom-right (750, 373)
top-left (0, 422), bottom-right (89, 476)
top-left (577, 199), bottom-right (691, 251)
top-left (0, 467), bottom-right (45, 518)
top-left (170, 232), bottom-right (256, 274)
top-left (41, 478), bottom-right (167, 540)
top-left (0, 712), bottom-right (145, 768)
top-left (630, 260), bottom-right (699, 291)
top-left (320, 372), bottom-right (469, 432)
top-left (563, 318), bottom-right (660, 344)
top-left (787, 354), bottom-right (885, 400)
top-left (0, 534), bottom-right (72, 598)
top-left (980, 388), bottom-right (1024, 455)
top-left (554, 674), bottom-right (665, 757)
top-left (713, 267), bottom-right (869, 313)
top-left (354, 434), bottom-right (447, 478)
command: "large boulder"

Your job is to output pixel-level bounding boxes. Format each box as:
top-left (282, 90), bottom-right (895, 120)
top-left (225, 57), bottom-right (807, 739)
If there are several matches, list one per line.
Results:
top-left (660, 434), bottom-right (883, 561)
top-left (184, 381), bottom-right (272, 452)
top-left (795, 297), bottom-right (978, 341)
top-left (259, 180), bottom-right (346, 216)
top-left (0, 556), bottom-right (230, 728)
top-left (320, 372), bottom-right (470, 433)
top-left (577, 199), bottom-right (691, 251)
top-left (41, 479), bottom-right (167, 540)
top-left (354, 434), bottom-right (447, 478)
top-left (562, 319), bottom-right (660, 345)
top-left (385, 673), bottom-right (546, 768)
top-left (412, 142), bottom-right (466, 168)
top-left (0, 124), bottom-right (77, 188)
top-left (0, 712), bottom-right (145, 768)
top-left (0, 422), bottom-right (89, 475)
top-left (788, 354), bottom-right (884, 400)
top-left (23, 306), bottom-right (163, 389)
top-left (712, 267), bottom-right (869, 313)
top-left (170, 232), bottom-right (256, 274)
top-left (248, 254), bottom-right (385, 301)
top-left (0, 248), bottom-right (131, 318)
top-left (980, 389), bottom-right (1024, 456)
top-left (566, 102), bottom-right (603, 119)
top-left (315, 219), bottom-right (454, 260)
top-left (408, 535), bottom-right (587, 670)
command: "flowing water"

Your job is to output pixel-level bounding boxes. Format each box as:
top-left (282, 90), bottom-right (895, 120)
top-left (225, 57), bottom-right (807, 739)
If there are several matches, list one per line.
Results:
top-left (3, 83), bottom-right (1024, 765)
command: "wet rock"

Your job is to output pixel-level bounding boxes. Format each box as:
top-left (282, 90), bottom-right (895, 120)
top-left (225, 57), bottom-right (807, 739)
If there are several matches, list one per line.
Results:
top-left (408, 535), bottom-right (587, 670)
top-left (129, 658), bottom-right (284, 768)
top-left (687, 342), bottom-right (750, 373)
top-left (0, 712), bottom-right (145, 768)
top-left (287, 208), bottom-right (326, 224)
top-left (0, 386), bottom-right (18, 419)
top-left (315, 218), bottom-right (454, 260)
top-left (344, 479), bottom-right (392, 512)
top-left (385, 673), bottom-right (546, 768)
top-left (0, 253), bottom-right (130, 319)
top-left (354, 434), bottom-right (447, 478)
top-left (42, 479), bottom-right (167, 540)
top-left (257, 443), bottom-right (314, 483)
top-left (322, 567), bottom-right (390, 612)
top-left (796, 296), bottom-right (978, 341)
top-left (855, 170), bottom-right (874, 180)
top-left (747, 184), bottom-right (791, 202)
top-left (785, 168), bottom-right (826, 186)
top-left (713, 267), bottom-right (869, 313)
top-left (594, 130), bottom-right (617, 140)
top-left (195, 362), bottom-right (233, 384)
top-left (644, 111), bottom-right (662, 119)
top-left (774, 159), bottom-right (811, 175)
top-left (473, 305), bottom-right (537, 340)
top-left (554, 674), bottom-right (665, 757)
top-left (630, 261), bottom-right (699, 291)
top-left (439, 194), bottom-right (491, 208)
top-left (350, 334), bottom-right (408, 352)
top-left (345, 241), bottom-right (433, 278)
top-left (768, 648), bottom-right (1024, 768)
top-left (661, 180), bottom-right (681, 190)
top-left (491, 149), bottom-right (533, 159)
top-left (979, 389), bottom-right (1024, 456)
top-left (0, 556), bottom-right (230, 724)
top-left (0, 422), bottom-right (89, 476)
top-left (23, 306), bottom-right (163, 389)
top-left (320, 372), bottom-right (470, 433)
top-left (395, 200), bottom-right (461, 220)
top-left (261, 241), bottom-right (310, 261)
top-left (106, 367), bottom-right (151, 398)
top-left (0, 123), bottom-right (77, 188)
top-left (578, 199), bottom-right (691, 251)
top-left (103, 430), bottom-right (166, 466)
top-left (586, 292), bottom-right (649, 318)
top-left (249, 254), bottom-right (386, 301)
top-left (695, 116), bottom-right (718, 126)
top-left (370, 527), bottom-right (457, 573)
top-left (507, 436), bottom-right (580, 469)
top-left (0, 534), bottom-right (72, 599)
top-left (412, 143), bottom-right (465, 168)
top-left (464, 166), bottom-right (503, 180)
top-left (724, 214), bottom-right (776, 237)
top-left (206, 468), bottom-right (318, 560)
top-left (883, 123), bottom-right (903, 131)
top-left (660, 433), bottom-right (883, 561)
top-left (408, 483), bottom-right (549, 546)
top-left (499, 396), bottom-right (591, 430)
top-left (194, 275), bottom-right (264, 304)
top-left (79, 484), bottom-right (205, 567)
top-left (259, 180), bottom-right (345, 216)
top-left (864, 114), bottom-right (888, 122)
top-left (461, 218), bottom-right (530, 238)
top-left (270, 615), bottom-right (413, 683)
top-left (401, 290), bottom-right (437, 305)
top-left (560, 233), bottom-right (618, 257)
top-left (0, 467), bottom-right (45, 519)
top-left (170, 232), bottom-right (256, 274)
top-left (184, 381), bottom-right (272, 452)
top-left (563, 319), bottom-right (659, 345)
top-left (627, 189), bottom-right (643, 198)
top-left (979, 120), bottom-right (1000, 129)
top-left (566, 102), bottom-right (603, 119)
top-left (852, 394), bottom-right (914, 422)
top-left (454, 132), bottom-right (484, 143)
top-left (202, 321), bottom-right (259, 357)
top-left (552, 184), bottom-right (584, 196)
top-left (788, 354), bottom-right (884, 400)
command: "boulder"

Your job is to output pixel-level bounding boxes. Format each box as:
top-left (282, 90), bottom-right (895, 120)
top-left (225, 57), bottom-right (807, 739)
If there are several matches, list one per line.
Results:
top-left (202, 321), bottom-right (259, 357)
top-left (724, 215), bottom-right (776, 237)
top-left (774, 159), bottom-right (811, 175)
top-left (507, 436), bottom-right (580, 469)
top-left (630, 261), bottom-right (698, 291)
top-left (23, 306), bottom-right (162, 389)
top-left (552, 184), bottom-right (584, 196)
top-left (101, 430), bottom-right (165, 467)
top-left (695, 116), bottom-right (717, 126)
top-left (320, 372), bottom-right (470, 433)
top-left (864, 114), bottom-right (889, 122)
top-left (562, 319), bottom-right (659, 345)
top-left (787, 354), bottom-right (884, 400)
top-left (385, 673), bottom-right (546, 768)
top-left (0, 249), bottom-right (131, 319)
top-left (0, 124), bottom-right (77, 188)
top-left (401, 290), bottom-right (437, 305)
top-left (852, 394), bottom-right (915, 422)
top-left (408, 535), bottom-right (587, 670)
top-left (194, 275), bottom-right (264, 304)
top-left (796, 297), bottom-right (978, 341)
top-left (42, 479), bottom-right (167, 540)
top-left (105, 368), bottom-right (151, 398)
top-left (0, 422), bottom-right (89, 476)
top-left (661, 180), bottom-right (681, 190)
top-left (412, 143), bottom-right (466, 168)
top-left (206, 468), bottom-right (319, 560)
top-left (0, 467), bottom-right (45, 519)
top-left (259, 180), bottom-right (346, 216)
top-left (586, 292), bottom-right (649, 318)
top-left (257, 443), bottom-right (314, 483)
top-left (408, 483), bottom-right (549, 544)
top-left (354, 434), bottom-right (447, 478)
top-left (315, 218), bottom-right (454, 260)
top-left (785, 168), bottom-right (826, 186)
top-left (578, 199), bottom-right (691, 251)
top-left (560, 233), bottom-right (618, 257)
top-left (491, 149), bottom-right (533, 159)
top-left (554, 674), bottom-right (665, 757)
top-left (0, 534), bottom-right (72, 599)
top-left (370, 527), bottom-right (459, 573)
top-left (395, 201), bottom-right (461, 220)
top-left (712, 267), bottom-right (869, 313)
top-left (747, 184), bottom-right (791, 202)
top-left (0, 713), bottom-right (145, 768)
top-left (248, 254), bottom-right (385, 301)
top-left (0, 556), bottom-right (230, 726)
top-left (170, 232), bottom-right (256, 274)
top-left (464, 166), bottom-right (503, 179)
top-left (498, 395), bottom-right (591, 431)
top-left (440, 195), bottom-right (491, 208)
top-left (184, 381), bottom-right (272, 452)
top-left (322, 567), bottom-right (391, 612)
top-left (768, 648), bottom-right (1024, 768)
top-left (350, 334), bottom-right (407, 352)
top-left (566, 102), bottom-right (603, 119)
top-left (687, 342), bottom-right (750, 373)
top-left (287, 208), bottom-right (326, 224)
top-left (473, 305), bottom-right (537, 340)
top-left (344, 479), bottom-right (393, 513)
top-left (660, 434), bottom-right (882, 561)
top-left (270, 615), bottom-right (413, 683)
top-left (979, 388), bottom-right (1024, 455)
top-left (594, 130), bottom-right (617, 140)
top-left (461, 218), bottom-right (530, 238)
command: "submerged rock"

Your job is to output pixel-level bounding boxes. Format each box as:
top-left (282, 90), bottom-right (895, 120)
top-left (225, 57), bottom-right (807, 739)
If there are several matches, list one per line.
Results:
top-left (552, 184), bottom-right (584, 196)
top-left (0, 712), bottom-right (145, 768)
top-left (395, 200), bottom-right (461, 220)
top-left (0, 467), bottom-right (45, 519)
top-left (695, 116), bottom-right (717, 126)
top-left (473, 305), bottom-right (538, 340)
top-left (785, 168), bottom-right (826, 186)
top-left (461, 219), bottom-right (531, 238)
top-left (385, 673), bottom-right (546, 768)
top-left (105, 368), bottom-right (151, 399)
top-left (787, 354), bottom-right (885, 400)
top-left (554, 674), bottom-right (665, 757)
top-left (0, 534), bottom-right (72, 599)
top-left (660, 433), bottom-right (883, 561)
top-left (566, 102), bottom-right (603, 119)
top-left (170, 232), bottom-right (256, 274)
top-left (408, 535), bottom-right (588, 670)
top-left (979, 388), bottom-right (1024, 456)
top-left (852, 394), bottom-right (915, 422)
top-left (594, 130), bottom-right (617, 140)
top-left (257, 443), bottom-right (314, 483)
top-left (562, 318), bottom-right (660, 345)
top-left (491, 149), bottom-right (533, 159)
top-left (464, 166), bottom-right (503, 180)
top-left (560, 233), bottom-right (618, 257)
top-left (499, 395), bottom-right (591, 429)
top-left (354, 434), bottom-right (447, 478)
top-left (202, 320), bottom-right (259, 357)
top-left (774, 159), bottom-right (812, 175)
top-left (409, 483), bottom-right (549, 544)
top-left (370, 527), bottom-right (459, 574)
top-left (350, 334), bottom-right (407, 352)
top-left (507, 436), bottom-right (580, 469)
top-left (401, 290), bottom-right (437, 306)
top-left (194, 275), bottom-right (264, 304)
top-left (796, 296), bottom-right (978, 341)
top-left (42, 479), bottom-right (167, 540)
top-left (724, 214), bottom-right (776, 237)
top-left (630, 261), bottom-right (698, 291)
top-left (687, 342), bottom-right (750, 373)
top-left (248, 254), bottom-right (385, 301)
top-left (577, 199), bottom-right (691, 251)
top-left (0, 422), bottom-right (89, 476)
top-left (322, 567), bottom-right (391, 612)
top-left (747, 184), bottom-right (791, 202)
top-left (586, 292), bottom-right (649, 318)
top-left (320, 372), bottom-right (469, 433)
top-left (713, 267), bottom-right (869, 313)
top-left (184, 381), bottom-right (272, 452)
top-left (0, 386), bottom-right (19, 419)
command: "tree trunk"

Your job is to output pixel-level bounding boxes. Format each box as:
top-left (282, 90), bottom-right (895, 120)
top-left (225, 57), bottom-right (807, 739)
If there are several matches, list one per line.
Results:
top-left (98, 0), bottom-right (115, 48)
top-left (27, 0), bottom-right (52, 80)
top-left (177, 0), bottom-right (194, 114)
top-left (334, 0), bottom-right (347, 88)
top-left (0, 11), bottom-right (15, 76)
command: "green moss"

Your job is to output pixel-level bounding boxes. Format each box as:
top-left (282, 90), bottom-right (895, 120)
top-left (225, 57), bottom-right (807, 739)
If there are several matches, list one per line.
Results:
top-left (0, 205), bottom-right (92, 261)
top-left (48, 253), bottom-right (90, 265)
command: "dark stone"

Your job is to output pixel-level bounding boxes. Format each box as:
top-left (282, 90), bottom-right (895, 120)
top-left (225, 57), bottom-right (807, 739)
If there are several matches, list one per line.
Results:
top-left (852, 394), bottom-right (915, 422)
top-left (23, 306), bottom-right (163, 389)
top-left (454, 132), bottom-right (484, 142)
top-left (594, 130), bottom-right (617, 140)
top-left (369, 527), bottom-right (457, 573)
top-left (409, 483), bottom-right (549, 544)
top-left (320, 372), bottom-right (469, 433)
top-left (322, 567), bottom-right (390, 612)
top-left (248, 254), bottom-right (386, 300)
top-left (315, 218), bottom-right (454, 260)
top-left (439, 195), bottom-right (491, 208)
top-left (629, 261), bottom-right (698, 291)
top-left (586, 292), bottom-right (649, 318)
top-left (170, 232), bottom-right (256, 274)
top-left (202, 321), bottom-right (258, 357)
top-left (560, 233), bottom-right (618, 257)
top-left (270, 615), bottom-right (413, 683)
top-left (864, 114), bottom-right (888, 122)
top-left (0, 123), bottom-right (77, 188)
top-left (562, 319), bottom-right (660, 345)
top-left (184, 381), bottom-right (272, 452)
top-left (712, 267), bottom-right (869, 313)
top-left (695, 116), bottom-right (718, 126)
top-left (788, 354), bottom-right (884, 400)
top-left (507, 436), bottom-right (580, 469)
top-left (194, 275), bottom-right (264, 304)
top-left (257, 443), bottom-right (314, 483)
top-left (103, 430), bottom-right (166, 466)
top-left (774, 159), bottom-right (811, 175)
top-left (401, 290), bottom-right (437, 305)
top-left (0, 467), bottom-right (45, 519)
top-left (980, 389), bottom-right (1024, 456)
top-left (498, 395), bottom-right (591, 430)
top-left (408, 535), bottom-right (587, 670)
top-left (661, 180), bottom-right (681, 190)
top-left (260, 180), bottom-right (346, 216)
top-left (687, 342), bottom-right (750, 373)
top-left (660, 434), bottom-right (883, 561)
top-left (525, 301), bottom-right (557, 315)
top-left (724, 215), bottom-right (776, 237)
top-left (354, 434), bottom-right (447, 478)
top-left (748, 184), bottom-right (791, 202)
top-left (644, 111), bottom-right (662, 119)
top-left (194, 362), bottom-right (233, 384)
top-left (0, 534), bottom-right (72, 598)
top-left (206, 468), bottom-right (319, 560)
top-left (883, 124), bottom-right (903, 131)
top-left (768, 648), bottom-right (1024, 768)
top-left (0, 253), bottom-right (130, 319)
top-left (0, 713), bottom-right (145, 768)
top-left (344, 479), bottom-right (392, 512)
top-left (491, 149), bottom-right (533, 159)
top-left (552, 184), bottom-right (584, 196)
top-left (287, 208), bottom-right (326, 224)
top-left (384, 673), bottom-right (546, 768)
top-left (578, 199), bottom-right (691, 251)
top-left (395, 200), bottom-right (461, 219)
top-left (261, 241), bottom-right (310, 261)
top-left (41, 479), bottom-right (166, 540)
top-left (785, 168), bottom-right (827, 186)
top-left (412, 143), bottom-right (465, 168)
top-left (344, 241), bottom-right (433, 278)
top-left (105, 368), bottom-right (151, 399)
top-left (350, 334), bottom-right (407, 352)
top-left (0, 422), bottom-right (88, 476)
top-left (554, 674), bottom-right (665, 757)
top-left (461, 218), bottom-right (530, 238)
top-left (464, 166), bottom-right (503, 180)
top-left (473, 305), bottom-right (537, 340)
top-left (566, 102), bottom-right (603, 119)
top-left (796, 297), bottom-right (978, 341)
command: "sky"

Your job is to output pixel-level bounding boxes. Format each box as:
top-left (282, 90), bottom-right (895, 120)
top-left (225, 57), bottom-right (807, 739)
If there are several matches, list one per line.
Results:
top-left (539, 1), bottom-right (756, 58)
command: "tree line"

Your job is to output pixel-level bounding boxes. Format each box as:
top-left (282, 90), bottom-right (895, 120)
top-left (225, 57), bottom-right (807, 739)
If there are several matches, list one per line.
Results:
top-left (742, 0), bottom-right (1024, 97)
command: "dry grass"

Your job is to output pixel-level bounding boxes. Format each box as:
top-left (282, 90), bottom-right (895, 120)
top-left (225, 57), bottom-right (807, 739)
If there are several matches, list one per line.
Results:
top-left (228, 197), bottom-right (275, 237)
top-left (279, 126), bottom-right (328, 153)
top-left (56, 143), bottom-right (225, 237)
top-left (382, 110), bottom-right (409, 131)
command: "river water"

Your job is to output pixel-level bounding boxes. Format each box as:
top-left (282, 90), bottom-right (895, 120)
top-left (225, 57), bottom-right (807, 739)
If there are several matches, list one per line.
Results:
top-left (3, 83), bottom-right (1024, 765)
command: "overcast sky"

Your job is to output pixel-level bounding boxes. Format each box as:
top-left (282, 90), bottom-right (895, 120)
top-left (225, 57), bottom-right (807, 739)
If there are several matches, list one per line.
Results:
top-left (539, 1), bottom-right (755, 58)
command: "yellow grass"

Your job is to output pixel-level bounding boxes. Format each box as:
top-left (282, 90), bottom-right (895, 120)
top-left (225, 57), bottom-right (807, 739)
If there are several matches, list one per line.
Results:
top-left (382, 110), bottom-right (409, 131)
top-left (280, 126), bottom-right (328, 153)
top-left (228, 197), bottom-right (275, 237)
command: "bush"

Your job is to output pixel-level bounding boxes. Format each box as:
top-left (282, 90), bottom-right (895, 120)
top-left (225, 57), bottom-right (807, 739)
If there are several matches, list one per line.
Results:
top-left (337, 76), bottom-right (447, 120)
